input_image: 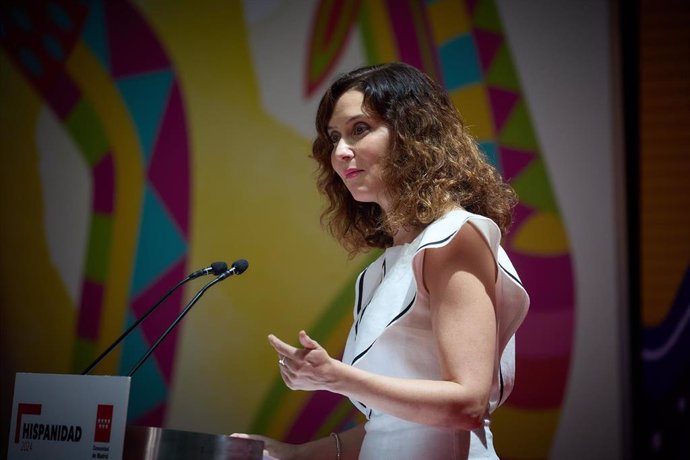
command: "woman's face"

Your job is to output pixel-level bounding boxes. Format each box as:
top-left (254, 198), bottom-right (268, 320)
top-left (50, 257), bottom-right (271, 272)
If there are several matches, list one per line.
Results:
top-left (328, 90), bottom-right (392, 212)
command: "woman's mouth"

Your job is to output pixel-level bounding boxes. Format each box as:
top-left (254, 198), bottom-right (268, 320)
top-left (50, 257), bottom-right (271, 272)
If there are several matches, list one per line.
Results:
top-left (344, 168), bottom-right (363, 179)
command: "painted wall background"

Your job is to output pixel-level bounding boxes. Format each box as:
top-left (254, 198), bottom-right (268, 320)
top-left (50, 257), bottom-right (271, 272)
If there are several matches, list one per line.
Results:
top-left (0, 1), bottom-right (627, 459)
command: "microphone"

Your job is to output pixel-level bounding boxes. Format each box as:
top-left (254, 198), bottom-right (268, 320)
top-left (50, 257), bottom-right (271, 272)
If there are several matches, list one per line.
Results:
top-left (127, 259), bottom-right (249, 377)
top-left (81, 262), bottom-right (229, 375)
top-left (217, 258), bottom-right (249, 280)
top-left (189, 261), bottom-right (228, 279)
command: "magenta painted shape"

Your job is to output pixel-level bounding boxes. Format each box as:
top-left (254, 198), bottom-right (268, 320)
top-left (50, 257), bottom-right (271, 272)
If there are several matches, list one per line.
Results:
top-left (147, 81), bottom-right (190, 236)
top-left (488, 86), bottom-right (519, 133)
top-left (386, 0), bottom-right (424, 71)
top-left (499, 146), bottom-right (534, 182)
top-left (105, 1), bottom-right (170, 78)
top-left (505, 251), bottom-right (575, 314)
top-left (131, 258), bottom-right (187, 382)
top-left (466, 0), bottom-right (479, 15)
top-left (517, 308), bottom-right (574, 358)
top-left (46, 72), bottom-right (81, 120)
top-left (129, 401), bottom-right (166, 428)
top-left (285, 391), bottom-right (343, 443)
top-left (474, 28), bottom-right (502, 72)
top-left (92, 152), bottom-right (115, 214)
top-left (509, 200), bottom-right (535, 234)
top-left (77, 280), bottom-right (105, 341)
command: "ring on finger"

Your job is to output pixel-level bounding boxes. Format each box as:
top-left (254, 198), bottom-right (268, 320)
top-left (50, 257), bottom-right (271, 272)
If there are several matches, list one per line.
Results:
top-left (278, 355), bottom-right (287, 366)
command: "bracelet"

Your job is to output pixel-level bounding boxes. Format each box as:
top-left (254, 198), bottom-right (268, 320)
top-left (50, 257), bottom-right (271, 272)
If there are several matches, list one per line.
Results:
top-left (330, 432), bottom-right (342, 460)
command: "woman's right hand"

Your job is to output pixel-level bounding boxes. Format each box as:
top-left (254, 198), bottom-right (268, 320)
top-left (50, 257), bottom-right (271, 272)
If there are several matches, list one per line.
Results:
top-left (230, 433), bottom-right (300, 460)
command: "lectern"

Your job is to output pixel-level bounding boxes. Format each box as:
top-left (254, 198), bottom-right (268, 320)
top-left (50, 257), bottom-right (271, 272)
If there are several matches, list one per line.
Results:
top-left (8, 373), bottom-right (263, 460)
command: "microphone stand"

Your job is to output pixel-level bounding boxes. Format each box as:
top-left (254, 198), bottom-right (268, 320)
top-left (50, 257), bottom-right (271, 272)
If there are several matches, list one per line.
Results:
top-left (127, 270), bottom-right (237, 377)
top-left (81, 276), bottom-right (191, 375)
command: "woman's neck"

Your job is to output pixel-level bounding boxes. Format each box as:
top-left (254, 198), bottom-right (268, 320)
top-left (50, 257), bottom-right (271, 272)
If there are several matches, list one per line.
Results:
top-left (392, 226), bottom-right (421, 246)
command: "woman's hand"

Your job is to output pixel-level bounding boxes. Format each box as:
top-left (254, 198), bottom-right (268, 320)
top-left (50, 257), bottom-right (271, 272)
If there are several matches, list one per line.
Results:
top-left (269, 330), bottom-right (340, 392)
top-left (230, 433), bottom-right (299, 460)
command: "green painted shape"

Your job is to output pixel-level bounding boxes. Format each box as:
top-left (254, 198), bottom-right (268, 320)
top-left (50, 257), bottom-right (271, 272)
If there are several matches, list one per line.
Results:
top-left (309, 1), bottom-right (359, 81)
top-left (511, 158), bottom-right (558, 213)
top-left (359, 4), bottom-right (379, 63)
top-left (315, 397), bottom-right (360, 439)
top-left (83, 213), bottom-right (112, 283)
top-left (485, 45), bottom-right (520, 90)
top-left (499, 101), bottom-right (538, 151)
top-left (250, 251), bottom-right (381, 433)
top-left (72, 337), bottom-right (96, 373)
top-left (473, 0), bottom-right (502, 32)
top-left (65, 99), bottom-right (109, 166)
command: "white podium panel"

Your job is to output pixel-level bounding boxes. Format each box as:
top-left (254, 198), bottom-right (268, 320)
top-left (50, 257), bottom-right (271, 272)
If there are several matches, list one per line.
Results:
top-left (7, 373), bottom-right (130, 460)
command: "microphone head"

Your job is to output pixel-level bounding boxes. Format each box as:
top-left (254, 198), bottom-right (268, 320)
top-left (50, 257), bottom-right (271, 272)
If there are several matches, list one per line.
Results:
top-left (232, 259), bottom-right (249, 275)
top-left (210, 261), bottom-right (228, 275)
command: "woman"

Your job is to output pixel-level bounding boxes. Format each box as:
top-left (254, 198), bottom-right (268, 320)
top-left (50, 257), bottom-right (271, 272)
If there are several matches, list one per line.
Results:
top-left (237, 62), bottom-right (529, 459)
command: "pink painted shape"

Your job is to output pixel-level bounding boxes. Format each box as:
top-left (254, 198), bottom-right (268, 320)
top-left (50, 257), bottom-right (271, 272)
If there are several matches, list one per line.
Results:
top-left (129, 401), bottom-right (166, 427)
top-left (105, 1), bottom-right (170, 78)
top-left (131, 258), bottom-right (187, 382)
top-left (285, 391), bottom-right (343, 443)
top-left (92, 152), bottom-right (115, 214)
top-left (517, 309), bottom-right (574, 358)
top-left (474, 28), bottom-right (503, 72)
top-left (46, 72), bottom-right (81, 120)
top-left (499, 146), bottom-right (535, 182)
top-left (386, 0), bottom-right (424, 71)
top-left (511, 353), bottom-right (571, 408)
top-left (77, 280), bottom-right (105, 341)
top-left (147, 81), bottom-right (190, 236)
top-left (466, 0), bottom-right (479, 15)
top-left (488, 86), bottom-right (520, 132)
top-left (505, 251), bottom-right (575, 314)
top-left (509, 200), bottom-right (535, 234)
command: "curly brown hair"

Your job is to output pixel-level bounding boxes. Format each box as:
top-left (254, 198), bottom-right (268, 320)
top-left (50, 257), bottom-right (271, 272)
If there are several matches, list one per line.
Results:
top-left (312, 62), bottom-right (517, 254)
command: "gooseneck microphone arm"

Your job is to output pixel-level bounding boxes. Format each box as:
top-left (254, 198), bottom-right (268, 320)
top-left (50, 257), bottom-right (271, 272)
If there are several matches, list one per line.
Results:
top-left (127, 259), bottom-right (249, 377)
top-left (81, 262), bottom-right (228, 375)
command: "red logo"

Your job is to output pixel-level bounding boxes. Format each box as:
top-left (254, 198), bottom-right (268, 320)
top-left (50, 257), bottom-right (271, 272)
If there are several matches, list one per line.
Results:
top-left (14, 403), bottom-right (42, 443)
top-left (94, 404), bottom-right (113, 443)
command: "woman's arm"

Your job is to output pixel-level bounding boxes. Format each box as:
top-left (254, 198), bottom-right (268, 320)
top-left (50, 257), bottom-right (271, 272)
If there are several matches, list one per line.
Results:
top-left (271, 223), bottom-right (498, 430)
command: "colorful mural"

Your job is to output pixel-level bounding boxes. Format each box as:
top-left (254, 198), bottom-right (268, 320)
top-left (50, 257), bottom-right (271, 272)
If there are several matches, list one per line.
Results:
top-left (0, 1), bottom-right (592, 458)
top-left (0, 0), bottom-right (191, 426)
top-left (250, 1), bottom-right (575, 458)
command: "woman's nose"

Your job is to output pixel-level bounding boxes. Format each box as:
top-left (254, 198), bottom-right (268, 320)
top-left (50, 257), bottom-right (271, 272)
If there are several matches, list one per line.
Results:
top-left (334, 139), bottom-right (354, 160)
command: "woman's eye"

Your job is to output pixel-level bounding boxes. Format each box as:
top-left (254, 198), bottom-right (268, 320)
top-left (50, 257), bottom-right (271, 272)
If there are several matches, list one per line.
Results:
top-left (328, 132), bottom-right (340, 144)
top-left (353, 123), bottom-right (369, 136)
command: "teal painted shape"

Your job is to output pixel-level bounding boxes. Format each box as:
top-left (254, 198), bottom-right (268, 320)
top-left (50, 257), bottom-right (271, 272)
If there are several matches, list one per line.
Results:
top-left (81, 0), bottom-right (110, 71)
top-left (17, 47), bottom-right (42, 76)
top-left (117, 69), bottom-right (173, 164)
top-left (43, 34), bottom-right (64, 60)
top-left (129, 184), bottom-right (187, 298)
top-left (46, 2), bottom-right (73, 31)
top-left (439, 34), bottom-right (482, 91)
top-left (479, 141), bottom-right (500, 171)
top-left (118, 313), bottom-right (168, 421)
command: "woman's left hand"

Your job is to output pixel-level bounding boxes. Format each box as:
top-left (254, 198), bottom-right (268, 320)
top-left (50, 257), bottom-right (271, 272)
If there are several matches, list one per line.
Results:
top-left (270, 330), bottom-right (340, 392)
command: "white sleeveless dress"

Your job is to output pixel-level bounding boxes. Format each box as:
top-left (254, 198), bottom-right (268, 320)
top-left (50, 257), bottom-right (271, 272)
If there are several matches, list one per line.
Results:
top-left (341, 209), bottom-right (530, 459)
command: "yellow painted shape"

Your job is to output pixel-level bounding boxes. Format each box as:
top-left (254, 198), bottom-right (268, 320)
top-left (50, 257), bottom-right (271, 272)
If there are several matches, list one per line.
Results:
top-left (511, 211), bottom-right (570, 255)
top-left (492, 406), bottom-right (561, 459)
top-left (264, 390), bottom-right (311, 439)
top-left (135, 0), bottom-right (368, 434)
top-left (450, 83), bottom-right (494, 140)
top-left (65, 42), bottom-right (145, 374)
top-left (363, 0), bottom-right (399, 62)
top-left (427, 0), bottom-right (471, 45)
top-left (0, 51), bottom-right (76, 374)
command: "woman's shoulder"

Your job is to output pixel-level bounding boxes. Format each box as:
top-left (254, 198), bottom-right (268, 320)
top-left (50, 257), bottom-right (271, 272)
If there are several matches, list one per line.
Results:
top-left (415, 208), bottom-right (501, 255)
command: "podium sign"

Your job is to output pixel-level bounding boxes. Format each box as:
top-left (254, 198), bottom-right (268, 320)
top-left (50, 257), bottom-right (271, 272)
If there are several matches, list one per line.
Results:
top-left (7, 373), bottom-right (130, 460)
